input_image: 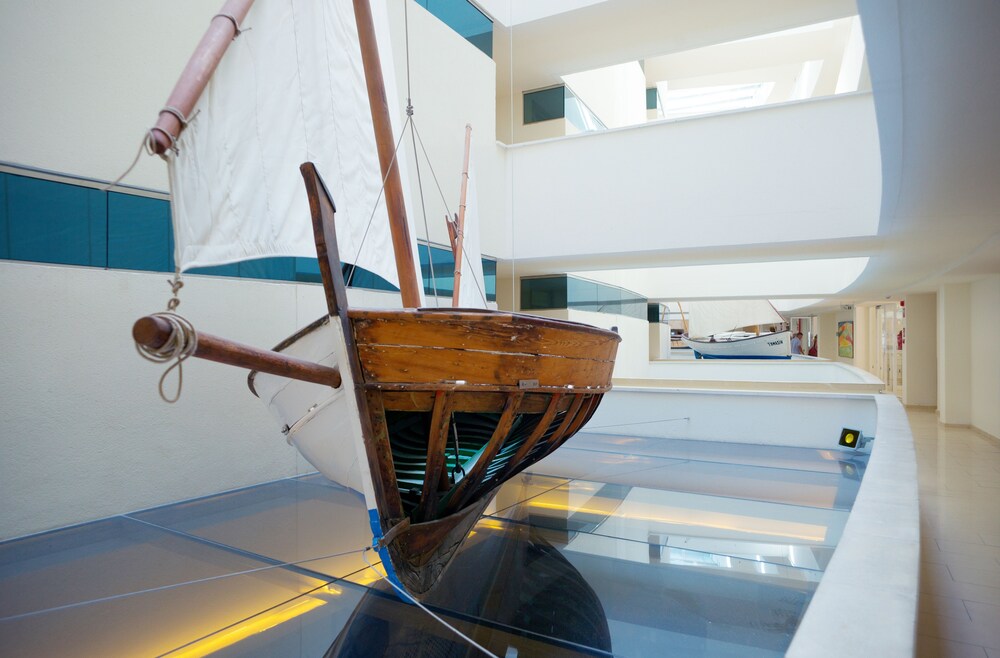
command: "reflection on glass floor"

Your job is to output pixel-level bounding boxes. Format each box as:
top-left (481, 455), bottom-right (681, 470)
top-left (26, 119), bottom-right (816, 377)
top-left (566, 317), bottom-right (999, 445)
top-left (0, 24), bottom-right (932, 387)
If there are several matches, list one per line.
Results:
top-left (0, 434), bottom-right (867, 657)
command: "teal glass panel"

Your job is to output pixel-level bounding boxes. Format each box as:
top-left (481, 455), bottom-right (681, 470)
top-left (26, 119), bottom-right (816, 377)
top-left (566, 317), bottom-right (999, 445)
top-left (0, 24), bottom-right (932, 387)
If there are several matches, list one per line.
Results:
top-left (187, 262), bottom-right (240, 277)
top-left (524, 87), bottom-right (566, 124)
top-left (481, 256), bottom-right (496, 302)
top-left (108, 192), bottom-right (172, 272)
top-left (417, 0), bottom-right (493, 58)
top-left (88, 192), bottom-right (108, 267)
top-left (520, 275), bottom-right (568, 310)
top-left (646, 87), bottom-right (658, 110)
top-left (295, 257), bottom-right (322, 283)
top-left (648, 303), bottom-right (661, 323)
top-left (5, 173), bottom-right (107, 267)
top-left (239, 257), bottom-right (296, 281)
top-left (0, 174), bottom-right (9, 259)
top-left (567, 275), bottom-right (600, 312)
top-left (621, 291), bottom-right (648, 320)
top-left (344, 263), bottom-right (398, 292)
top-left (596, 281), bottom-right (622, 315)
top-left (419, 243), bottom-right (456, 297)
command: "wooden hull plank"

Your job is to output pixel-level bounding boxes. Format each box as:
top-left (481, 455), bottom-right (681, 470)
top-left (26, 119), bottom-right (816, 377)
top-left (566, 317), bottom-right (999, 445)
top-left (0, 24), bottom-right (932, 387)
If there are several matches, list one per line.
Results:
top-left (357, 344), bottom-right (613, 388)
top-left (352, 311), bottom-right (619, 362)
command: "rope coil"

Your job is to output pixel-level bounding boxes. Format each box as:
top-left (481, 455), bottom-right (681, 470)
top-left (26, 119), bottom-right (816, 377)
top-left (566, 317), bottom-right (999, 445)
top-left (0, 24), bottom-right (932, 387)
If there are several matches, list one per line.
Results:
top-left (135, 312), bottom-right (198, 403)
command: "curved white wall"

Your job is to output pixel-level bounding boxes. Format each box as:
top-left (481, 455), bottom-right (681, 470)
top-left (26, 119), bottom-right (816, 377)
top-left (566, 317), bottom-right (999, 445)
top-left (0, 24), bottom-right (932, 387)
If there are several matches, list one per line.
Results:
top-left (507, 93), bottom-right (881, 262)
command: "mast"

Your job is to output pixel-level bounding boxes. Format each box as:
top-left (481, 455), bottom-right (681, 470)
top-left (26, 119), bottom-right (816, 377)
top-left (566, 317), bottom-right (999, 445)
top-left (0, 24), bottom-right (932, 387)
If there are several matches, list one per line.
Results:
top-left (352, 0), bottom-right (423, 309)
top-left (448, 124), bottom-right (473, 307)
top-left (148, 0), bottom-right (256, 155)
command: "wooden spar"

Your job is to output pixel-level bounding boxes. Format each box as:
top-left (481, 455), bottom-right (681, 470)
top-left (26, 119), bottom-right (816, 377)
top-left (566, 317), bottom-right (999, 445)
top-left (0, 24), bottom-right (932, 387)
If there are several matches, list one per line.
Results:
top-left (133, 315), bottom-right (341, 388)
top-left (148, 0), bottom-right (255, 155)
top-left (352, 0), bottom-right (423, 309)
top-left (677, 301), bottom-right (689, 336)
top-left (450, 124), bottom-right (473, 307)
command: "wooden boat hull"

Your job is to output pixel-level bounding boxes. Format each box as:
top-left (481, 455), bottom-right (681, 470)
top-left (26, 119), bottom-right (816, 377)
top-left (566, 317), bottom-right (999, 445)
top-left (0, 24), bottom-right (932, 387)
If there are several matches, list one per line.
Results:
top-left (682, 330), bottom-right (791, 359)
top-left (251, 307), bottom-right (619, 597)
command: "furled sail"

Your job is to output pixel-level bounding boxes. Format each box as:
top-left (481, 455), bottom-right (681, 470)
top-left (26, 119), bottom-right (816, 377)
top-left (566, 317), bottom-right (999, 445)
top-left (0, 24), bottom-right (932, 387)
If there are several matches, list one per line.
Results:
top-left (686, 300), bottom-right (784, 337)
top-left (168, 0), bottom-right (421, 296)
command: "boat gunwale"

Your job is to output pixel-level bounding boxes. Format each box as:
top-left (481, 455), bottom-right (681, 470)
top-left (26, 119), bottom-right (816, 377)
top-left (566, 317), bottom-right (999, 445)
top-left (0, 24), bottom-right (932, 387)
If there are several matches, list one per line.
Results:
top-left (682, 330), bottom-right (790, 345)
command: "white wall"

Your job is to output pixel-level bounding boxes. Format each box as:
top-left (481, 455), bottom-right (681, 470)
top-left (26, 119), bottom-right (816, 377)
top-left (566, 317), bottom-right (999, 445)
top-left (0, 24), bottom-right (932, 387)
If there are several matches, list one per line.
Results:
top-left (507, 93), bottom-right (880, 262)
top-left (0, 0), bottom-right (213, 190)
top-left (817, 311), bottom-right (839, 361)
top-left (585, 387), bottom-right (878, 448)
top-left (937, 283), bottom-right (972, 424)
top-left (649, 323), bottom-right (671, 359)
top-left (903, 292), bottom-right (936, 407)
top-left (970, 275), bottom-right (1000, 438)
top-left (0, 261), bottom-right (411, 540)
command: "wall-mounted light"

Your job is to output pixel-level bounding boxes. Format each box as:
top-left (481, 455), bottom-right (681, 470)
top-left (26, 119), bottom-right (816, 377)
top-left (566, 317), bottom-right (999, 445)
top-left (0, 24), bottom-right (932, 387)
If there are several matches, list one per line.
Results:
top-left (839, 427), bottom-right (873, 449)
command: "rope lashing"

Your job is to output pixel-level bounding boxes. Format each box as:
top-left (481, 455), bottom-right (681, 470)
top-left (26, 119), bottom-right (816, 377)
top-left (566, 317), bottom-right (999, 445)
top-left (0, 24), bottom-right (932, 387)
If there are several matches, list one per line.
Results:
top-left (166, 272), bottom-right (184, 311)
top-left (212, 12), bottom-right (247, 38)
top-left (135, 312), bottom-right (198, 403)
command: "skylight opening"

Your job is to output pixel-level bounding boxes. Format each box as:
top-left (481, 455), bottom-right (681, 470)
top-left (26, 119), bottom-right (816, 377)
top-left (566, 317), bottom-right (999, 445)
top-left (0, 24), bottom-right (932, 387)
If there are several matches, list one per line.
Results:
top-left (658, 82), bottom-right (776, 120)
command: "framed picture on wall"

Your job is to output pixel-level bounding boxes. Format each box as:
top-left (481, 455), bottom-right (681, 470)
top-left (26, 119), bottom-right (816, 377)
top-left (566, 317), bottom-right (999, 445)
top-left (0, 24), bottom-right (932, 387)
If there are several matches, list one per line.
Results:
top-left (837, 321), bottom-right (855, 358)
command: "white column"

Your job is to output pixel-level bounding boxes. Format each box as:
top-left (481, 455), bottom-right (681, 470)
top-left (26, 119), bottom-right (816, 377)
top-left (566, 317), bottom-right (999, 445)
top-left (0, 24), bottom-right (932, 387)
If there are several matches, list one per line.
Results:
top-left (937, 283), bottom-right (971, 424)
top-left (970, 275), bottom-right (1000, 438)
top-left (902, 292), bottom-right (937, 407)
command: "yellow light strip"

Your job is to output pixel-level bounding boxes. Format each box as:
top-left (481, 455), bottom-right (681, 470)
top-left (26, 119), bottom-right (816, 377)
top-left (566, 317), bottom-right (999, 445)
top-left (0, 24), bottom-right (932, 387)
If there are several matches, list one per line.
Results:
top-left (167, 596), bottom-right (327, 658)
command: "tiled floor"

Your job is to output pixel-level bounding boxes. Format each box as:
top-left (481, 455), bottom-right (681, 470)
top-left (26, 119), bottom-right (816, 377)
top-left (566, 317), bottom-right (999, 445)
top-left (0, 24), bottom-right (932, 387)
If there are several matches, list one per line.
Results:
top-left (910, 407), bottom-right (1000, 658)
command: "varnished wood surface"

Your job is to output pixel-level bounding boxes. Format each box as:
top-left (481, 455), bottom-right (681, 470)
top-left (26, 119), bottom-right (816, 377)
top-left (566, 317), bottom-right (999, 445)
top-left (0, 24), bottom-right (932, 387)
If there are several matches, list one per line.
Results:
top-left (149, 0), bottom-right (255, 154)
top-left (415, 391), bottom-right (453, 522)
top-left (379, 390), bottom-right (574, 414)
top-left (387, 495), bottom-right (494, 595)
top-left (487, 393), bottom-right (565, 487)
top-left (357, 344), bottom-right (613, 388)
top-left (352, 309), bottom-right (620, 362)
top-left (352, 0), bottom-right (422, 308)
top-left (134, 314), bottom-right (341, 388)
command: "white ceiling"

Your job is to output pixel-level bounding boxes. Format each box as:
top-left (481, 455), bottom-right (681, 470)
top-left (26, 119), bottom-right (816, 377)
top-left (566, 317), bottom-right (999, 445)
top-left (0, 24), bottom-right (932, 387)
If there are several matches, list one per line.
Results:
top-left (484, 0), bottom-right (1000, 313)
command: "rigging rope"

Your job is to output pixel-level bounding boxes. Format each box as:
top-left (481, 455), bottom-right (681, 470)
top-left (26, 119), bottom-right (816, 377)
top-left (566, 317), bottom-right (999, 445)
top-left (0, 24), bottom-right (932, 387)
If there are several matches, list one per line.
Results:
top-left (362, 548), bottom-right (500, 658)
top-left (134, 311), bottom-right (198, 403)
top-left (99, 134), bottom-right (157, 193)
top-left (409, 106), bottom-right (441, 304)
top-left (582, 416), bottom-right (691, 430)
top-left (347, 0), bottom-right (490, 307)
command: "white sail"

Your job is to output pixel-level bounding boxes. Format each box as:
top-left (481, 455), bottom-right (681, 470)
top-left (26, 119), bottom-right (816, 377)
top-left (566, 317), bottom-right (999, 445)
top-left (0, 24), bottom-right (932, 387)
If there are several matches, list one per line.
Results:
top-left (168, 0), bottom-right (421, 298)
top-left (456, 153), bottom-right (487, 308)
top-left (686, 300), bottom-right (784, 338)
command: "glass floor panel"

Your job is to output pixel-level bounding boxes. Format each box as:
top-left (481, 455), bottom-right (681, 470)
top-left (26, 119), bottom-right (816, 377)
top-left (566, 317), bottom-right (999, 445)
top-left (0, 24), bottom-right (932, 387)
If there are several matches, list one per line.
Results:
top-left (0, 435), bottom-right (867, 657)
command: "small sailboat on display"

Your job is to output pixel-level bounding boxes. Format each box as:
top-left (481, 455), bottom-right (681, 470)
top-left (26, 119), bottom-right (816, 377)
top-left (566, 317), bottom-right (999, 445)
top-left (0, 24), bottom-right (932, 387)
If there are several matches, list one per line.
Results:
top-left (679, 300), bottom-right (790, 359)
top-left (131, 0), bottom-right (619, 598)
